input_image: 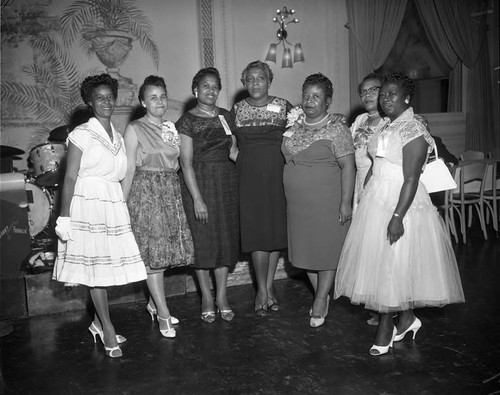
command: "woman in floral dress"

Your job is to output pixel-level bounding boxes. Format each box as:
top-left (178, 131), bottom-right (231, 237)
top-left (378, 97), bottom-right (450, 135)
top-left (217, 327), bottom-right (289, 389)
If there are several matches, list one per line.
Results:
top-left (122, 75), bottom-right (194, 339)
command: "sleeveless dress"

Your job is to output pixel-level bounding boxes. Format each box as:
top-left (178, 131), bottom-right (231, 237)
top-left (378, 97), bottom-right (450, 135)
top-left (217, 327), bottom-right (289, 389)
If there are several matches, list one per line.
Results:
top-left (126, 116), bottom-right (194, 271)
top-left (53, 118), bottom-right (147, 287)
top-left (282, 115), bottom-right (354, 271)
top-left (351, 113), bottom-right (383, 213)
top-left (231, 97), bottom-right (292, 252)
top-left (334, 108), bottom-right (464, 312)
top-left (176, 109), bottom-right (239, 269)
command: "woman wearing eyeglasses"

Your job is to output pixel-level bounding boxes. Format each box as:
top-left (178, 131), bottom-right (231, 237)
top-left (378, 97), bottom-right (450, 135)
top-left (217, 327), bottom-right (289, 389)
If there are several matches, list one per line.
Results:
top-left (351, 73), bottom-right (384, 214)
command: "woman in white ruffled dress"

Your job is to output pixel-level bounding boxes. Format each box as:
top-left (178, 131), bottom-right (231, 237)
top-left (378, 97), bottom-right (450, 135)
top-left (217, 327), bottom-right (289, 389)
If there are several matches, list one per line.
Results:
top-left (53, 74), bottom-right (147, 358)
top-left (335, 72), bottom-right (464, 356)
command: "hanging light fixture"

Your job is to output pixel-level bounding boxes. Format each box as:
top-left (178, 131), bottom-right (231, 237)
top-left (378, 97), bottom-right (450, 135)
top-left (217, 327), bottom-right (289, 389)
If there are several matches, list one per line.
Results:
top-left (265, 7), bottom-right (304, 69)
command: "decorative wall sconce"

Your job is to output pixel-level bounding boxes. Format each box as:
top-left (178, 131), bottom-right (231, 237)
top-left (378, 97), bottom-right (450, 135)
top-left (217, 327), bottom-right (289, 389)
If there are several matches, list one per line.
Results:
top-left (265, 7), bottom-right (304, 68)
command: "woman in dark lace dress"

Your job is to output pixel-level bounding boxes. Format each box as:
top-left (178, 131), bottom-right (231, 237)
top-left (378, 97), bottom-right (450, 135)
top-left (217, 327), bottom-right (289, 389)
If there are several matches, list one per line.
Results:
top-left (177, 67), bottom-right (239, 324)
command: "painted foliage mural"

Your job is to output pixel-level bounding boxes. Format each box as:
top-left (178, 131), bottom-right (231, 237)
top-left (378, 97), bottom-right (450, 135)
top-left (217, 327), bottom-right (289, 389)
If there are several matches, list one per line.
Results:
top-left (1, 0), bottom-right (159, 166)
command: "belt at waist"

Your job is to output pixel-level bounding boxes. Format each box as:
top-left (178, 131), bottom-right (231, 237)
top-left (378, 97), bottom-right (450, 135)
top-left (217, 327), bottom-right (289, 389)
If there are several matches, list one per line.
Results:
top-left (137, 167), bottom-right (178, 172)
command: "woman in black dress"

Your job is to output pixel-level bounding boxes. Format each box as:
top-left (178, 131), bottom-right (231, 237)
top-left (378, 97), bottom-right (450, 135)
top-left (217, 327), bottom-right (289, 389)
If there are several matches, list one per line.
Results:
top-left (177, 67), bottom-right (239, 323)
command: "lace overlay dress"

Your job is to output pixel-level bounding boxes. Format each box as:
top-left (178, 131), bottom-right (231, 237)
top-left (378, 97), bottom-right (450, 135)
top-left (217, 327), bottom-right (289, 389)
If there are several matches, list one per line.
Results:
top-left (231, 97), bottom-right (292, 252)
top-left (176, 110), bottom-right (239, 269)
top-left (335, 108), bottom-right (464, 312)
top-left (53, 118), bottom-right (147, 287)
top-left (282, 115), bottom-right (354, 271)
top-left (351, 113), bottom-right (383, 213)
top-left (126, 116), bottom-right (194, 271)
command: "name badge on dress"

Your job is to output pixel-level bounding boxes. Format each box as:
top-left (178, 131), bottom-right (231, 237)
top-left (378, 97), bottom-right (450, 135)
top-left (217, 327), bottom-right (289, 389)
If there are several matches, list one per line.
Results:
top-left (266, 103), bottom-right (281, 113)
top-left (283, 130), bottom-right (295, 138)
top-left (218, 115), bottom-right (232, 135)
top-left (376, 134), bottom-right (388, 157)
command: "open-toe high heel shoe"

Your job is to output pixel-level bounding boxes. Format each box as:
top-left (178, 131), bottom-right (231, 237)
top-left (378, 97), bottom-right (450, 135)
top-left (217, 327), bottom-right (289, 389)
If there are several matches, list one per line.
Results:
top-left (200, 311), bottom-right (216, 323)
top-left (370, 327), bottom-right (397, 356)
top-left (394, 317), bottom-right (422, 342)
top-left (146, 303), bottom-right (179, 325)
top-left (254, 300), bottom-right (268, 317)
top-left (157, 316), bottom-right (176, 338)
top-left (267, 297), bottom-right (280, 312)
top-left (88, 322), bottom-right (126, 344)
top-left (104, 344), bottom-right (122, 358)
top-left (216, 304), bottom-right (235, 322)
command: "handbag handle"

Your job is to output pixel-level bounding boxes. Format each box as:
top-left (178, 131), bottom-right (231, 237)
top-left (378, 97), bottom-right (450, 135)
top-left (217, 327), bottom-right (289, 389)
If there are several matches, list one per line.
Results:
top-left (429, 139), bottom-right (439, 161)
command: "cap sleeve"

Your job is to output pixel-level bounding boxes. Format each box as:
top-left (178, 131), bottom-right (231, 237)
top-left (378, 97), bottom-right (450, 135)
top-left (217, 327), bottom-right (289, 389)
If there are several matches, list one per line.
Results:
top-left (175, 114), bottom-right (193, 138)
top-left (68, 126), bottom-right (91, 152)
top-left (331, 123), bottom-right (355, 158)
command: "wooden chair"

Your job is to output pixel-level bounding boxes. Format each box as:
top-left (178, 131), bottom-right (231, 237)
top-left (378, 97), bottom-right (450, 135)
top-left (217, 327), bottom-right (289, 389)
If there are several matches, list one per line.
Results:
top-left (482, 161), bottom-right (499, 235)
top-left (450, 161), bottom-right (488, 243)
top-left (436, 167), bottom-right (459, 243)
top-left (459, 150), bottom-right (485, 161)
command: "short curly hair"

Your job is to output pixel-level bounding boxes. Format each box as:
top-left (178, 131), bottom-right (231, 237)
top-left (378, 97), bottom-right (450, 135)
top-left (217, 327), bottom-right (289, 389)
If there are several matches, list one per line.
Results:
top-left (302, 73), bottom-right (333, 99)
top-left (240, 60), bottom-right (274, 85)
top-left (138, 75), bottom-right (167, 103)
top-left (191, 67), bottom-right (222, 96)
top-left (383, 71), bottom-right (415, 100)
top-left (80, 74), bottom-right (118, 104)
top-left (358, 72), bottom-right (383, 93)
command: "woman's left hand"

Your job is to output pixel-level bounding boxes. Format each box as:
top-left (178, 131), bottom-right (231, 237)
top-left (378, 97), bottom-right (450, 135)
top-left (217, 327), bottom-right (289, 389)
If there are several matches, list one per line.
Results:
top-left (339, 203), bottom-right (352, 225)
top-left (387, 215), bottom-right (404, 245)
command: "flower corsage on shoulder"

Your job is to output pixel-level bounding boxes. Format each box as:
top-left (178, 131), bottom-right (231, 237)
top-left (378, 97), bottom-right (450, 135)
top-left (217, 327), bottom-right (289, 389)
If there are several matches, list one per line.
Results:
top-left (286, 106), bottom-right (305, 128)
top-left (161, 121), bottom-right (180, 146)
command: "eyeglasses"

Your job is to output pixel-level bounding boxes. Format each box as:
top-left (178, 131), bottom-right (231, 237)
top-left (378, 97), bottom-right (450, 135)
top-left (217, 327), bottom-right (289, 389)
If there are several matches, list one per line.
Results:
top-left (358, 86), bottom-right (380, 97)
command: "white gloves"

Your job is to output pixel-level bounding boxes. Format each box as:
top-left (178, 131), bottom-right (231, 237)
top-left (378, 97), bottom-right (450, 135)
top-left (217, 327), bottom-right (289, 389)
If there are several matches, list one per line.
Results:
top-left (55, 217), bottom-right (72, 241)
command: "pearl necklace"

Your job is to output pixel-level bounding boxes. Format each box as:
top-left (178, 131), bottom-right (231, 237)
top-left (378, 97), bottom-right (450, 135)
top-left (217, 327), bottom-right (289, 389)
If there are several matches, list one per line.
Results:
top-left (303, 113), bottom-right (329, 126)
top-left (145, 116), bottom-right (163, 127)
top-left (367, 112), bottom-right (380, 118)
top-left (197, 105), bottom-right (217, 117)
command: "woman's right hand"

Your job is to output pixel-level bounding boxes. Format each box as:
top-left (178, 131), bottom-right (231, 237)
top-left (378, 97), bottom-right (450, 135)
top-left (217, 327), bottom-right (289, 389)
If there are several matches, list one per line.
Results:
top-left (194, 199), bottom-right (208, 223)
top-left (55, 217), bottom-right (72, 241)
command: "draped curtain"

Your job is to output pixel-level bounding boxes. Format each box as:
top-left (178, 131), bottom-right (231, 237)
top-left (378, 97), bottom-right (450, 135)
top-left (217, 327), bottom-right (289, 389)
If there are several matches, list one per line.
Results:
top-left (345, 0), bottom-right (407, 109)
top-left (414, 0), bottom-right (462, 112)
top-left (432, 0), bottom-right (495, 153)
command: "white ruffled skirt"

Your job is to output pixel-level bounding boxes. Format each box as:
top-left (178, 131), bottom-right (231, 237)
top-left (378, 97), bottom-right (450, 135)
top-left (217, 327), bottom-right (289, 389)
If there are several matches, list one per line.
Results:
top-left (334, 159), bottom-right (464, 312)
top-left (53, 176), bottom-right (147, 287)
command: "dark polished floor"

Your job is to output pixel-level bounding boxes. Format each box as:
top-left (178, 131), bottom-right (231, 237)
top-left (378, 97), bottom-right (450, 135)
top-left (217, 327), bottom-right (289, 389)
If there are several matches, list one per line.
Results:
top-left (1, 225), bottom-right (499, 395)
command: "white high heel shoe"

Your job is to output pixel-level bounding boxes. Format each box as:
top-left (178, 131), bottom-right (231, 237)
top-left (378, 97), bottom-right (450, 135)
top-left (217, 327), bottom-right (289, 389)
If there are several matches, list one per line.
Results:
top-left (394, 317), bottom-right (422, 342)
top-left (370, 327), bottom-right (397, 356)
top-left (309, 297), bottom-right (330, 328)
top-left (88, 322), bottom-right (126, 344)
top-left (146, 303), bottom-right (179, 325)
top-left (157, 316), bottom-right (176, 338)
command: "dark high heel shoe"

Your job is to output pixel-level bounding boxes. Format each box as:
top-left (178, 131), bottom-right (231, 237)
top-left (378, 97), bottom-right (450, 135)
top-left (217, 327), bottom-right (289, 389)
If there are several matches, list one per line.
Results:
top-left (254, 298), bottom-right (268, 317)
top-left (88, 322), bottom-right (126, 344)
top-left (394, 317), bottom-right (422, 342)
top-left (216, 304), bottom-right (235, 321)
top-left (267, 297), bottom-right (279, 312)
top-left (370, 327), bottom-right (397, 356)
top-left (146, 303), bottom-right (179, 325)
top-left (200, 311), bottom-right (216, 323)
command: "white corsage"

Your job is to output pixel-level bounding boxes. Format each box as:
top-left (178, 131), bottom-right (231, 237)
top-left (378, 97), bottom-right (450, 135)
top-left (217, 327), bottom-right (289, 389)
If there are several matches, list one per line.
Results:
top-left (161, 121), bottom-right (180, 146)
top-left (286, 106), bottom-right (305, 128)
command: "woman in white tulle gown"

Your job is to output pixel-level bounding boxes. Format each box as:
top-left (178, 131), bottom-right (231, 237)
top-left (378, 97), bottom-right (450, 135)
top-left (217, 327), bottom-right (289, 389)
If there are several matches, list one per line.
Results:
top-left (334, 72), bottom-right (464, 356)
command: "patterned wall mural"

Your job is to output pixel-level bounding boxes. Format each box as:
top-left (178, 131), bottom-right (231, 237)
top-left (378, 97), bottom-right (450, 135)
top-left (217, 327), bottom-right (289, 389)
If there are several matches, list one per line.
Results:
top-left (1, 0), bottom-right (161, 155)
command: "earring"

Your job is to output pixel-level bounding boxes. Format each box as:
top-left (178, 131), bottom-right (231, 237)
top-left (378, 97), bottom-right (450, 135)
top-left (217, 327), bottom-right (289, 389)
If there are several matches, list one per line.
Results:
top-left (405, 99), bottom-right (409, 104)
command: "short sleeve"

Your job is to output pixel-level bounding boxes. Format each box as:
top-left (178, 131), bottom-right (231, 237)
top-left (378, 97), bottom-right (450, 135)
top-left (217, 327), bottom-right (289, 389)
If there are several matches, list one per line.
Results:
top-left (400, 121), bottom-right (433, 149)
top-left (331, 123), bottom-right (355, 158)
top-left (221, 108), bottom-right (236, 131)
top-left (68, 126), bottom-right (91, 152)
top-left (175, 114), bottom-right (193, 137)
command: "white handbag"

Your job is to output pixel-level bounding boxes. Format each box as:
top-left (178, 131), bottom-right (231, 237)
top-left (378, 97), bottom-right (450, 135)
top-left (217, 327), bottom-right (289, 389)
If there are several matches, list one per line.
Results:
top-left (420, 141), bottom-right (457, 193)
